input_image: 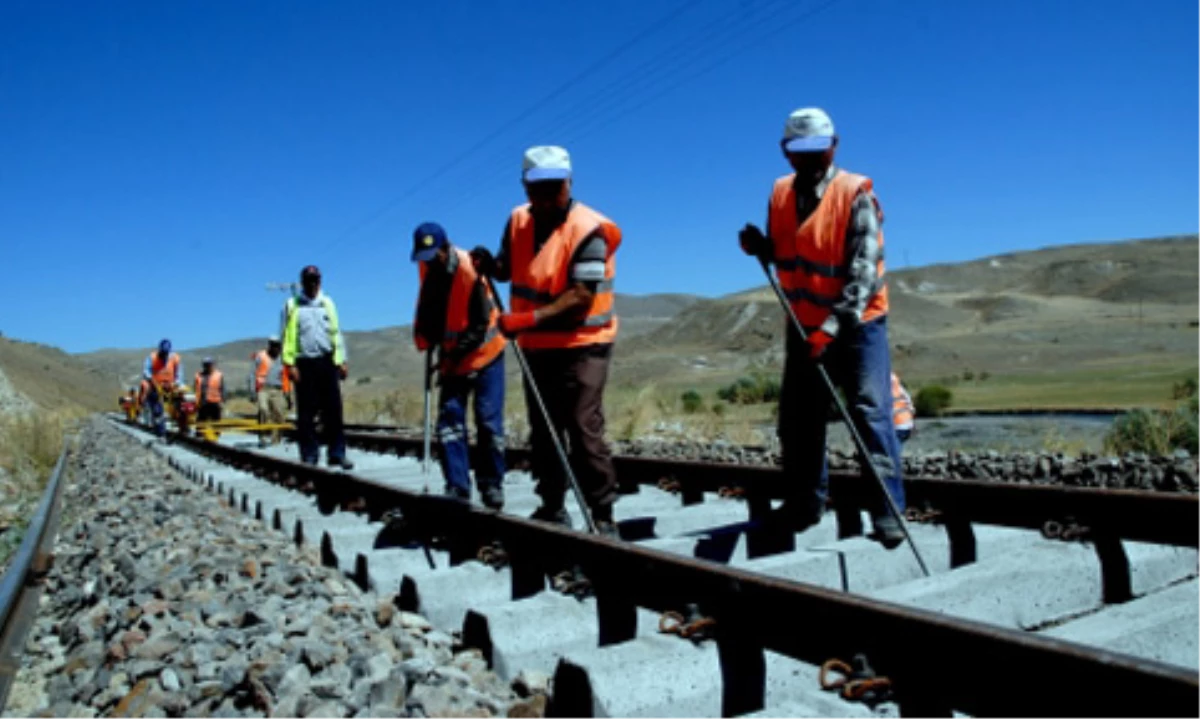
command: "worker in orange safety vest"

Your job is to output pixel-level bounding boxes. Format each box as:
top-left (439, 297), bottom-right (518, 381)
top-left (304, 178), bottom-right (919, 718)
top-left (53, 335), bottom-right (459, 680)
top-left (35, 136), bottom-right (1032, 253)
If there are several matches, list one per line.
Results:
top-left (470, 145), bottom-right (621, 538)
top-left (738, 107), bottom-right (905, 549)
top-left (194, 357), bottom-right (225, 423)
top-left (412, 222), bottom-right (508, 508)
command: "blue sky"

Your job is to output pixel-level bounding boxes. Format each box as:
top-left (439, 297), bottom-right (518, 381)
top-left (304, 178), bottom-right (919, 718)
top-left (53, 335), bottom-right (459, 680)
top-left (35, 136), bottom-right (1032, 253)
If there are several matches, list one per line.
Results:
top-left (1, 0), bottom-right (1195, 354)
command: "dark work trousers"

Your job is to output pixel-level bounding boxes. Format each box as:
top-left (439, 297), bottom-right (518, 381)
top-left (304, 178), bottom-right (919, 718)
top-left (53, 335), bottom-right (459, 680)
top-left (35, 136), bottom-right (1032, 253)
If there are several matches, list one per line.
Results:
top-left (197, 403), bottom-right (222, 422)
top-left (523, 343), bottom-right (618, 519)
top-left (295, 354), bottom-right (346, 465)
top-left (437, 353), bottom-right (506, 497)
top-left (778, 316), bottom-right (905, 524)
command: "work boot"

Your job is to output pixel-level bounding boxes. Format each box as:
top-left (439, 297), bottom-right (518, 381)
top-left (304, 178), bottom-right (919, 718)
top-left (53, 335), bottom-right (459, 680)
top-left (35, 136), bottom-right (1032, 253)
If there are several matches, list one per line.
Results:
top-left (327, 456), bottom-right (355, 471)
top-left (871, 515), bottom-right (904, 550)
top-left (480, 484), bottom-right (505, 510)
top-left (444, 485), bottom-right (470, 503)
top-left (530, 505), bottom-right (572, 529)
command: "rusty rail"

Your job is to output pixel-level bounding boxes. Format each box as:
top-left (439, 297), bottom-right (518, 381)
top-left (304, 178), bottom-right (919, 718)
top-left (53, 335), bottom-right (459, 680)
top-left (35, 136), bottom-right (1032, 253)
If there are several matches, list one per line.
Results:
top-left (0, 447), bottom-right (69, 710)
top-left (147, 426), bottom-right (1197, 717)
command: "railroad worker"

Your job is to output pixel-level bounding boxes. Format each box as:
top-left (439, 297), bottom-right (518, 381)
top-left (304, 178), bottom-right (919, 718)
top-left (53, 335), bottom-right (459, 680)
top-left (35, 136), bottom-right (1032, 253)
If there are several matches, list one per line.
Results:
top-left (252, 336), bottom-right (291, 447)
top-left (194, 357), bottom-right (225, 423)
top-left (281, 264), bottom-right (354, 469)
top-left (411, 222), bottom-right (508, 508)
top-left (471, 145), bottom-right (621, 537)
top-left (142, 339), bottom-right (183, 437)
top-left (738, 107), bottom-right (905, 548)
top-left (892, 372), bottom-right (914, 445)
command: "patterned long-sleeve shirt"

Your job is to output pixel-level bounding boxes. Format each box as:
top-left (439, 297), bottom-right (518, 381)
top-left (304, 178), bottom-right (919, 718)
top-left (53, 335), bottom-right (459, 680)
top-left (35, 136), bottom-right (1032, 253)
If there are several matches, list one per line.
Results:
top-left (767, 164), bottom-right (884, 339)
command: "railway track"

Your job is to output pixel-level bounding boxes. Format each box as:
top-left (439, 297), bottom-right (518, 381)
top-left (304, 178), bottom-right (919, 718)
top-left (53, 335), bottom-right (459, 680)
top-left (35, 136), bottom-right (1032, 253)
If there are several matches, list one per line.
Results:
top-left (0, 447), bottom-right (69, 711)
top-left (110, 417), bottom-right (1198, 716)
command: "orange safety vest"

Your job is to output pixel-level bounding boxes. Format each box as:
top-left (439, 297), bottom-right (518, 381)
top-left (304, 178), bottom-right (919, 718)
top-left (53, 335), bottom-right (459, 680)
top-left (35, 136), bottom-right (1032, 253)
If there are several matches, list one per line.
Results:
top-left (195, 370), bottom-right (224, 405)
top-left (891, 373), bottom-right (914, 431)
top-left (253, 351), bottom-right (291, 392)
top-left (508, 202), bottom-right (620, 350)
top-left (768, 170), bottom-right (888, 330)
top-left (149, 352), bottom-right (181, 389)
top-left (415, 248), bottom-right (507, 376)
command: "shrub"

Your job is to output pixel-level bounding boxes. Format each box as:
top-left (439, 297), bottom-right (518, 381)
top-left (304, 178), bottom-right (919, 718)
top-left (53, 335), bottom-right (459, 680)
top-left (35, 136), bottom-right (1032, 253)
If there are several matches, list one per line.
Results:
top-left (680, 390), bottom-right (703, 414)
top-left (356, 376), bottom-right (372, 386)
top-left (1104, 399), bottom-right (1198, 455)
top-left (914, 385), bottom-right (953, 417)
top-left (979, 371), bottom-right (990, 382)
top-left (716, 374), bottom-right (781, 405)
top-left (962, 369), bottom-right (975, 382)
top-left (1172, 377), bottom-right (1197, 400)
top-left (711, 402), bottom-right (726, 417)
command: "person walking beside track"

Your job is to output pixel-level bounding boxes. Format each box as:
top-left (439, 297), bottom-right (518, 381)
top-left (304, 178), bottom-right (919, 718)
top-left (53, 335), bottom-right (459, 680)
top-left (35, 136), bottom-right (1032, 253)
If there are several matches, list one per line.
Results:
top-left (281, 264), bottom-right (354, 470)
top-left (142, 339), bottom-right (183, 438)
top-left (252, 336), bottom-right (291, 447)
top-left (411, 222), bottom-right (508, 508)
top-left (194, 357), bottom-right (225, 423)
top-left (471, 145), bottom-right (622, 538)
top-left (738, 107), bottom-right (906, 548)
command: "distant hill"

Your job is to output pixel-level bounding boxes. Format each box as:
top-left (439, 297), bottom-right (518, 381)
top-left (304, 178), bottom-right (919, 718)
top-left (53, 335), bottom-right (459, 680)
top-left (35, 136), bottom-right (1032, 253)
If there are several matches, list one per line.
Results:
top-left (65, 236), bottom-right (1198, 410)
top-left (74, 292), bottom-right (702, 396)
top-left (0, 337), bottom-right (116, 412)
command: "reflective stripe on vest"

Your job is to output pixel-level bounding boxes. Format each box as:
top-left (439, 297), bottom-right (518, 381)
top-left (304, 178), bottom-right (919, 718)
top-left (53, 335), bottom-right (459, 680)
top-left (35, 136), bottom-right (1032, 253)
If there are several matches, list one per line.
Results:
top-left (150, 353), bottom-right (180, 388)
top-left (196, 370), bottom-right (223, 404)
top-left (416, 248), bottom-right (507, 376)
top-left (508, 202), bottom-right (621, 350)
top-left (891, 373), bottom-right (914, 431)
top-left (768, 170), bottom-right (889, 330)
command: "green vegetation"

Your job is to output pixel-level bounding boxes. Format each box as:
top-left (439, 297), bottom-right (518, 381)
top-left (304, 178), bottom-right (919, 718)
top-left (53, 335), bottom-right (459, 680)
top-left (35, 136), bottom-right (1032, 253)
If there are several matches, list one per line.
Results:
top-left (680, 390), bottom-right (703, 414)
top-left (914, 385), bottom-right (954, 417)
top-left (0, 410), bottom-right (75, 568)
top-left (716, 373), bottom-right (781, 405)
top-left (1104, 399), bottom-right (1198, 455)
top-left (1173, 377), bottom-right (1197, 400)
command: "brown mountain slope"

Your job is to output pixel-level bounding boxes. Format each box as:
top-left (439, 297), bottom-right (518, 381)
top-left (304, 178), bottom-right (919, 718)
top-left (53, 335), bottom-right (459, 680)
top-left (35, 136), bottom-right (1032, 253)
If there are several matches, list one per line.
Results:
top-left (0, 337), bottom-right (116, 412)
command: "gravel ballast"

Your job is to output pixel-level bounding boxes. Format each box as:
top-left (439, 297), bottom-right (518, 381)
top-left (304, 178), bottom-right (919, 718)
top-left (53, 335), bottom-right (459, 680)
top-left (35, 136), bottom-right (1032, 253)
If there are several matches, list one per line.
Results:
top-left (4, 419), bottom-right (544, 718)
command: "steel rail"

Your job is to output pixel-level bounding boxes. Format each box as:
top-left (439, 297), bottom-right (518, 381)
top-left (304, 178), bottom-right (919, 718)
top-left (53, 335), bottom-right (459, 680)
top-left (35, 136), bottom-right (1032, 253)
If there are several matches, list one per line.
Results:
top-left (0, 447), bottom-right (69, 711)
top-left (139, 424), bottom-right (1197, 717)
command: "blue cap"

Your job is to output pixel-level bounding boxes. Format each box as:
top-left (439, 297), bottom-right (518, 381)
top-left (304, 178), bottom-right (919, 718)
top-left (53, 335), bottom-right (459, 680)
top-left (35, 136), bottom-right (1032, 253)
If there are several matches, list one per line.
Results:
top-left (158, 339), bottom-right (171, 354)
top-left (203, 356), bottom-right (213, 365)
top-left (782, 108), bottom-right (836, 154)
top-left (412, 222), bottom-right (448, 263)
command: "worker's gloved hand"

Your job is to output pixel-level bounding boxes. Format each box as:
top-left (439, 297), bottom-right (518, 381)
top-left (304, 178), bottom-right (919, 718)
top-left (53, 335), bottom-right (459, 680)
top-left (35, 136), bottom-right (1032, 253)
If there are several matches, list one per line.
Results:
top-left (738, 224), bottom-right (769, 259)
top-left (338, 363), bottom-right (348, 380)
top-left (499, 311), bottom-right (537, 337)
top-left (807, 330), bottom-right (834, 359)
top-left (287, 366), bottom-right (300, 384)
top-left (471, 246), bottom-right (497, 276)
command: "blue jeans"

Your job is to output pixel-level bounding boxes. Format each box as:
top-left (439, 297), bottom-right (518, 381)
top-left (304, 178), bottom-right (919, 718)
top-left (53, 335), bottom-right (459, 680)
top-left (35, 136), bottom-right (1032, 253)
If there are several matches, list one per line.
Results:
top-left (144, 386), bottom-right (166, 437)
top-left (437, 354), bottom-right (506, 496)
top-left (778, 316), bottom-right (905, 522)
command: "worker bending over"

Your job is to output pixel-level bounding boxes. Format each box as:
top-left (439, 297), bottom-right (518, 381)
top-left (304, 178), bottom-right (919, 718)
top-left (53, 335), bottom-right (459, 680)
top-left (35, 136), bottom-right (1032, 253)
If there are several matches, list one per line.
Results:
top-left (194, 357), bottom-right (225, 423)
top-left (412, 222), bottom-right (508, 508)
top-left (472, 145), bottom-right (621, 538)
top-left (739, 108), bottom-right (905, 548)
top-left (142, 339), bottom-right (183, 438)
top-left (252, 336), bottom-right (291, 446)
top-left (282, 265), bottom-right (353, 469)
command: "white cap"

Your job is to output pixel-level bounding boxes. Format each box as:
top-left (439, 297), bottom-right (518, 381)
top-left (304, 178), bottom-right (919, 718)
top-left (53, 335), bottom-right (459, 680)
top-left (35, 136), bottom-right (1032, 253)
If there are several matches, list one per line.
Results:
top-left (783, 107), bottom-right (835, 152)
top-left (522, 145), bottom-right (572, 182)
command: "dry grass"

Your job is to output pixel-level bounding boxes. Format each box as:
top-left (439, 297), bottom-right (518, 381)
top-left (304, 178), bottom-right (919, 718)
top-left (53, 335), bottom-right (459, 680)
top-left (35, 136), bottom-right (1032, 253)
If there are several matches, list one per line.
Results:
top-left (0, 409), bottom-right (78, 567)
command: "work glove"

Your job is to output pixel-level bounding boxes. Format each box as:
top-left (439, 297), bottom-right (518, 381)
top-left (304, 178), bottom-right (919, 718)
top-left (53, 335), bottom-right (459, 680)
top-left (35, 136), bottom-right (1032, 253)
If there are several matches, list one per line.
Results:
top-left (470, 246), bottom-right (497, 276)
top-left (338, 363), bottom-right (348, 380)
top-left (738, 223), bottom-right (770, 260)
top-left (807, 330), bottom-right (834, 359)
top-left (499, 311), bottom-right (537, 337)
top-left (287, 366), bottom-right (300, 384)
